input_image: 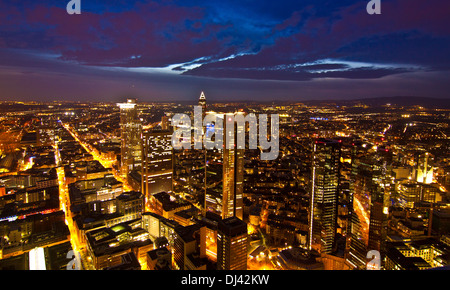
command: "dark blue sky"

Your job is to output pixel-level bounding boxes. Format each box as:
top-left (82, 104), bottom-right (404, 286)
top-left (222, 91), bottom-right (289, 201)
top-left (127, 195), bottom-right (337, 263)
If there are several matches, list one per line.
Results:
top-left (0, 0), bottom-right (449, 102)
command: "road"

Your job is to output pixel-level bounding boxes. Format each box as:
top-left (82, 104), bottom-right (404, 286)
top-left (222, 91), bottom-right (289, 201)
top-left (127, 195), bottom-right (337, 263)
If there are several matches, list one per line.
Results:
top-left (54, 134), bottom-right (96, 270)
top-left (62, 122), bottom-right (132, 191)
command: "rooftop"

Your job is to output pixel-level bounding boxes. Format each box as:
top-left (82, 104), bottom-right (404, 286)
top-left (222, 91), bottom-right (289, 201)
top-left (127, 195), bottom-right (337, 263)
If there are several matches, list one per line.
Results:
top-left (218, 216), bottom-right (247, 237)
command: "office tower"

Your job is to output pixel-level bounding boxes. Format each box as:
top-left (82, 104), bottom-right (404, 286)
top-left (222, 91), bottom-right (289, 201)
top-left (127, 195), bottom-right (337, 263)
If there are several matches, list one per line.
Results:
top-left (399, 182), bottom-right (421, 208)
top-left (415, 152), bottom-right (434, 184)
top-left (398, 182), bottom-right (441, 209)
top-left (198, 91), bottom-right (206, 114)
top-left (117, 99), bottom-right (142, 177)
top-left (308, 139), bottom-right (341, 254)
top-left (217, 216), bottom-right (248, 270)
top-left (161, 115), bottom-right (170, 131)
top-left (142, 129), bottom-right (173, 198)
top-left (204, 113), bottom-right (244, 220)
top-left (420, 183), bottom-right (441, 203)
top-left (347, 156), bottom-right (389, 269)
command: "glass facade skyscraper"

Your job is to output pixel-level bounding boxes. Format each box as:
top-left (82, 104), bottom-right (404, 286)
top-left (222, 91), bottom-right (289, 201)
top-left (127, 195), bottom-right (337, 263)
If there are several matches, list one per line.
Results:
top-left (204, 113), bottom-right (244, 220)
top-left (346, 156), bottom-right (389, 269)
top-left (142, 129), bottom-right (173, 198)
top-left (217, 216), bottom-right (248, 270)
top-left (308, 139), bottom-right (341, 254)
top-left (118, 99), bottom-right (142, 177)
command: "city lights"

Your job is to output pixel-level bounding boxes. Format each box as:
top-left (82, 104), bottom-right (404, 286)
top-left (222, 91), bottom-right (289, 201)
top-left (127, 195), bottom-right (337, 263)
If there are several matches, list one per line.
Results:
top-left (0, 95), bottom-right (449, 273)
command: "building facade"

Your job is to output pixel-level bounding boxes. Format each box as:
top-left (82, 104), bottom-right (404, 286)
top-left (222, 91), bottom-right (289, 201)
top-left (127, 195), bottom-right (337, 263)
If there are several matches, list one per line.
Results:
top-left (142, 129), bottom-right (173, 198)
top-left (308, 139), bottom-right (341, 254)
top-left (204, 113), bottom-right (244, 220)
top-left (118, 99), bottom-right (142, 177)
top-left (217, 216), bottom-right (248, 270)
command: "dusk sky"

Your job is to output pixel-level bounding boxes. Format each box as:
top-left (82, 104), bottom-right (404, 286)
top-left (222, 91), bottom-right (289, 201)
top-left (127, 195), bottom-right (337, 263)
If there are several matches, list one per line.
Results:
top-left (0, 0), bottom-right (449, 103)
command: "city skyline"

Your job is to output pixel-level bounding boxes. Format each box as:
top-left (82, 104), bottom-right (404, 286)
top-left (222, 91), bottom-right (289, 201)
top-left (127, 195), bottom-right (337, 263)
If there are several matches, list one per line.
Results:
top-left (0, 0), bottom-right (450, 275)
top-left (0, 0), bottom-right (449, 102)
top-left (0, 95), bottom-right (449, 271)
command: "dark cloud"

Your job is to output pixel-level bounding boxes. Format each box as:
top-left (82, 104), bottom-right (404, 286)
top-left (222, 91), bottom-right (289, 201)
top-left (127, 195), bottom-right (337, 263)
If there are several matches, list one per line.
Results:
top-left (0, 0), bottom-right (449, 101)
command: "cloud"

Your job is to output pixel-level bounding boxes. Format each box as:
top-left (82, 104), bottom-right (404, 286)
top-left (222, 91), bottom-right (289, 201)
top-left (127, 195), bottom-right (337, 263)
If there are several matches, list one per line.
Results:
top-left (0, 0), bottom-right (449, 101)
top-left (180, 0), bottom-right (450, 80)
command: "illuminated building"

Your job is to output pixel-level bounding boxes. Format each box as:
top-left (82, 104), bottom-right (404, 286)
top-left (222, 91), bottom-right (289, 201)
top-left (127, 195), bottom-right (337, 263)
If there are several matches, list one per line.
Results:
top-left (0, 211), bottom-right (69, 260)
top-left (385, 238), bottom-right (450, 270)
top-left (278, 247), bottom-right (323, 270)
top-left (85, 220), bottom-right (152, 269)
top-left (399, 182), bottom-right (421, 208)
top-left (346, 156), bottom-right (389, 269)
top-left (68, 175), bottom-right (123, 211)
top-left (142, 212), bottom-right (164, 239)
top-left (198, 91), bottom-right (206, 114)
top-left (205, 113), bottom-right (244, 220)
top-left (217, 216), bottom-right (248, 270)
top-left (104, 252), bottom-right (141, 270)
top-left (37, 126), bottom-right (55, 147)
top-left (75, 160), bottom-right (110, 181)
top-left (147, 247), bottom-right (172, 270)
top-left (415, 152), bottom-right (434, 184)
top-left (161, 115), bottom-right (170, 131)
top-left (151, 191), bottom-right (192, 219)
top-left (118, 99), bottom-right (142, 177)
top-left (420, 183), bottom-right (441, 203)
top-left (115, 191), bottom-right (144, 221)
top-left (142, 129), bottom-right (173, 198)
top-left (398, 181), bottom-right (442, 209)
top-left (308, 139), bottom-right (340, 254)
top-left (29, 247), bottom-right (46, 270)
top-left (142, 212), bottom-right (180, 247)
top-left (173, 224), bottom-right (207, 270)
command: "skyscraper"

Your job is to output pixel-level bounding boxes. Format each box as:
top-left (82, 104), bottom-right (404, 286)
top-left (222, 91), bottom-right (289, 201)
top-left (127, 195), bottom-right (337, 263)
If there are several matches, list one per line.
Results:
top-left (204, 113), bottom-right (244, 220)
top-left (198, 91), bottom-right (207, 118)
top-left (415, 152), bottom-right (434, 184)
top-left (308, 139), bottom-right (341, 254)
top-left (118, 99), bottom-right (143, 178)
top-left (346, 156), bottom-right (389, 269)
top-left (161, 115), bottom-right (170, 131)
top-left (217, 216), bottom-right (248, 270)
top-left (142, 129), bottom-right (173, 198)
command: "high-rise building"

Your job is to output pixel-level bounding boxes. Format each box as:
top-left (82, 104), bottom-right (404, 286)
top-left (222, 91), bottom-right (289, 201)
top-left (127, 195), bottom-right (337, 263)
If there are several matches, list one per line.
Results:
top-left (204, 113), bottom-right (244, 220)
top-left (308, 139), bottom-right (341, 254)
top-left (173, 224), bottom-right (207, 270)
top-left (399, 182), bottom-right (421, 208)
top-left (161, 115), bottom-right (170, 131)
top-left (117, 99), bottom-right (142, 177)
top-left (142, 129), bottom-right (173, 198)
top-left (217, 216), bottom-right (248, 270)
top-left (346, 156), bottom-right (389, 269)
top-left (415, 152), bottom-right (434, 184)
top-left (198, 91), bottom-right (206, 115)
